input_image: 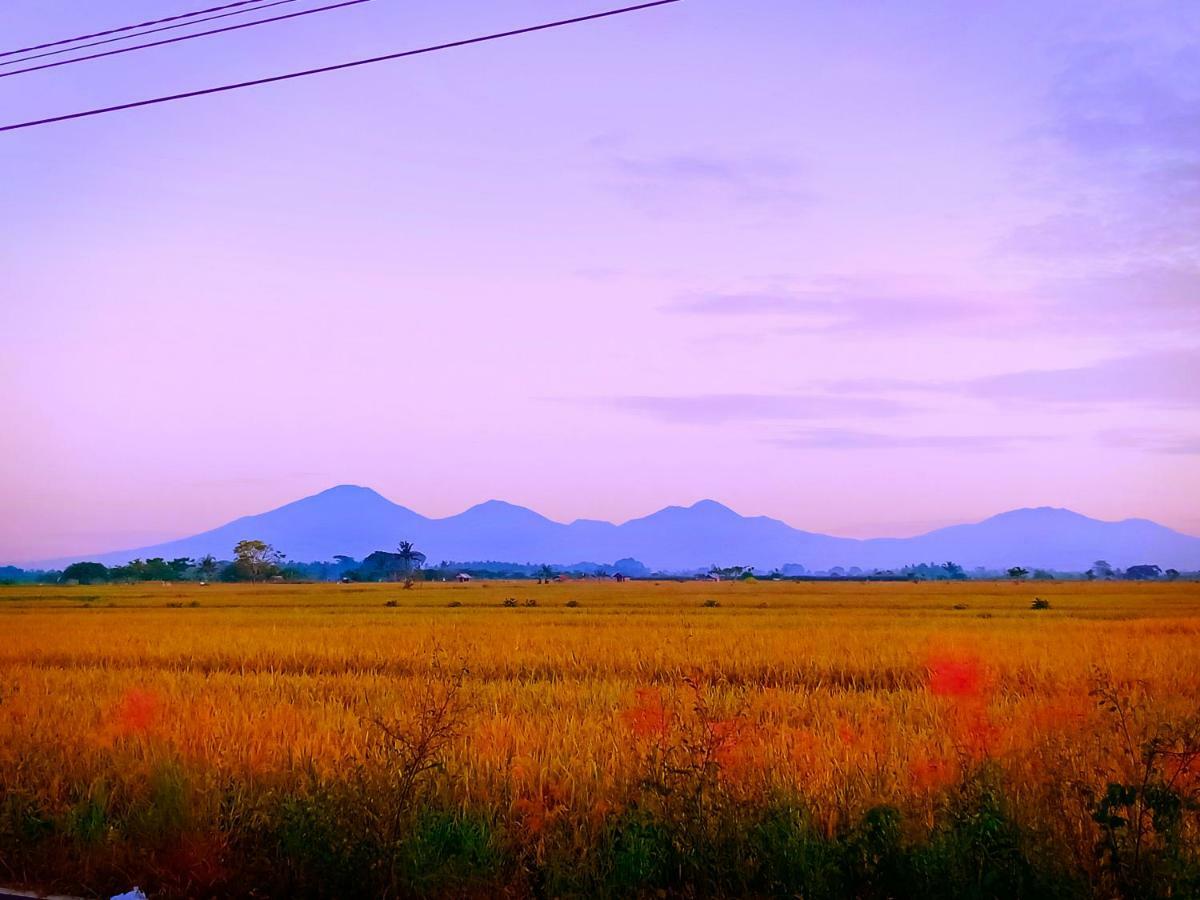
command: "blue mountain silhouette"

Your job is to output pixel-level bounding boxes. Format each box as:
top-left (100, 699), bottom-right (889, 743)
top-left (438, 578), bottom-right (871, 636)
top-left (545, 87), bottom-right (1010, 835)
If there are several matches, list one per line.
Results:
top-left (42, 485), bottom-right (1200, 572)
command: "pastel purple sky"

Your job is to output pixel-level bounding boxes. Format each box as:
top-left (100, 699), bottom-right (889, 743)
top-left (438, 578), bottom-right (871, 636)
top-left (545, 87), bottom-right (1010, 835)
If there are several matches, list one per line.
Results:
top-left (2, 0), bottom-right (1198, 563)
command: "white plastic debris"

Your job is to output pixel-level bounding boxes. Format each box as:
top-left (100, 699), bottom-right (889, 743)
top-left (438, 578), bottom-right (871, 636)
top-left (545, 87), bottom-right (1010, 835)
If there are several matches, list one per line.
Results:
top-left (111, 889), bottom-right (148, 900)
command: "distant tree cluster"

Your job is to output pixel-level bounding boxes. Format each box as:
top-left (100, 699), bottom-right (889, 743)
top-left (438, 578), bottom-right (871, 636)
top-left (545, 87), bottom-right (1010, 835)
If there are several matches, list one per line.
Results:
top-left (344, 556), bottom-right (653, 582)
top-left (0, 565), bottom-right (58, 585)
top-left (902, 561), bottom-right (968, 581)
top-left (343, 542), bottom-right (426, 586)
top-left (54, 542), bottom-right (288, 585)
top-left (62, 557), bottom-right (196, 584)
top-left (1001, 560), bottom-right (1184, 582)
top-left (709, 565), bottom-right (756, 580)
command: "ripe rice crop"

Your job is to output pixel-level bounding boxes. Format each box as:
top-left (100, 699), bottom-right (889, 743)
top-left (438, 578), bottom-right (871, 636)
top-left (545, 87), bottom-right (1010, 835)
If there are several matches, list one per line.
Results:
top-left (1, 580), bottom-right (1198, 897)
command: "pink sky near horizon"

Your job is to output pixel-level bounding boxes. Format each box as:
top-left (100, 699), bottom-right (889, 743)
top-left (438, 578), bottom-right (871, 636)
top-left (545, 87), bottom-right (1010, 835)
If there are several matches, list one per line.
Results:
top-left (1, 0), bottom-right (1198, 564)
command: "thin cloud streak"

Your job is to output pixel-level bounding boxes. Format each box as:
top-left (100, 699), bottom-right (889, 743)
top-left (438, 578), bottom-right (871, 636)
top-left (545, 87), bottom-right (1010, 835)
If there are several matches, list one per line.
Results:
top-left (1000, 34), bottom-right (1200, 265)
top-left (965, 348), bottom-right (1199, 407)
top-left (825, 348), bottom-right (1200, 409)
top-left (1097, 427), bottom-right (1200, 456)
top-left (662, 284), bottom-right (1004, 334)
top-left (599, 393), bottom-right (908, 424)
top-left (770, 429), bottom-right (1046, 452)
top-left (605, 150), bottom-right (814, 219)
top-left (1038, 264), bottom-right (1200, 333)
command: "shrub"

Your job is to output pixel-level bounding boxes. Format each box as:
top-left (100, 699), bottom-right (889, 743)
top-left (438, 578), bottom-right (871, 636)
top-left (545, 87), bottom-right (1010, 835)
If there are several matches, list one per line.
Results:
top-left (385, 599), bottom-right (399, 608)
top-left (601, 811), bottom-right (673, 893)
top-left (702, 599), bottom-right (721, 608)
top-left (447, 600), bottom-right (463, 608)
top-left (1031, 597), bottom-right (1051, 610)
top-left (502, 598), bottom-right (518, 608)
top-left (401, 810), bottom-right (501, 892)
top-left (1088, 672), bottom-right (1200, 898)
top-left (565, 600), bottom-right (580, 608)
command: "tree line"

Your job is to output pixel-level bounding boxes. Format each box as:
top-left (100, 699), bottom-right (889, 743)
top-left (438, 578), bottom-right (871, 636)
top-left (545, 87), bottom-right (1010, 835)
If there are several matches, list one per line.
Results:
top-left (53, 540), bottom-right (286, 584)
top-left (0, 545), bottom-right (1192, 586)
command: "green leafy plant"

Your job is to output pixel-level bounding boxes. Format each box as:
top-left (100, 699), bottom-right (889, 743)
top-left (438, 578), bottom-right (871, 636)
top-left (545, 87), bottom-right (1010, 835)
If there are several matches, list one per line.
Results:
top-left (1088, 670), bottom-right (1200, 897)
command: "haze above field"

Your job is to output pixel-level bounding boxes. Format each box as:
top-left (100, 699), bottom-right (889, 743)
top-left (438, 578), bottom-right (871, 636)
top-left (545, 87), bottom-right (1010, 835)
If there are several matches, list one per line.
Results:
top-left (29, 484), bottom-right (1200, 572)
top-left (1, 1), bottom-right (1198, 561)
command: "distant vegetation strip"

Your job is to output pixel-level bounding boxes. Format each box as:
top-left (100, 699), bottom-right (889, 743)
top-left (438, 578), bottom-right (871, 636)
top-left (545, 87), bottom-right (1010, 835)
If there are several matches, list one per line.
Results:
top-left (2, 536), bottom-right (1191, 586)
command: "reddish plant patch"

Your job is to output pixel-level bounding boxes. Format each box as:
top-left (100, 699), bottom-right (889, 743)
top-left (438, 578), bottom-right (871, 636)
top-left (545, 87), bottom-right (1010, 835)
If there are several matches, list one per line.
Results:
top-left (113, 688), bottom-right (161, 735)
top-left (926, 653), bottom-right (985, 698)
top-left (621, 687), bottom-right (668, 739)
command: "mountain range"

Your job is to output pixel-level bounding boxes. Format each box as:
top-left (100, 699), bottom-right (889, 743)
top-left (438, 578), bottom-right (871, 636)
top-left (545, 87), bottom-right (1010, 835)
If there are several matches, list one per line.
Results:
top-left (38, 485), bottom-right (1200, 572)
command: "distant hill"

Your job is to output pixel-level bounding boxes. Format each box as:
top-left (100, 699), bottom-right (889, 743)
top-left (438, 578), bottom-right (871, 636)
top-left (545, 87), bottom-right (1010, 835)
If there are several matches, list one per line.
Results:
top-left (34, 485), bottom-right (1200, 572)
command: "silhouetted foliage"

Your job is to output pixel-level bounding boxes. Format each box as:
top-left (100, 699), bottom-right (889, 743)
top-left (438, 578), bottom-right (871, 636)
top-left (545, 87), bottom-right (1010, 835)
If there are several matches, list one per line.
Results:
top-left (1124, 564), bottom-right (1163, 581)
top-left (232, 540), bottom-right (284, 582)
top-left (60, 562), bottom-right (109, 584)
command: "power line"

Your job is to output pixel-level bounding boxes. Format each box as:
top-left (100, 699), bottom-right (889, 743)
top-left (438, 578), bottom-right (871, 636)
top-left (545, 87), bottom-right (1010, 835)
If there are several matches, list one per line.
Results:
top-left (0, 0), bottom-right (680, 134)
top-left (1, 0), bottom-right (374, 80)
top-left (1, 0), bottom-right (303, 69)
top-left (0, 0), bottom-right (279, 59)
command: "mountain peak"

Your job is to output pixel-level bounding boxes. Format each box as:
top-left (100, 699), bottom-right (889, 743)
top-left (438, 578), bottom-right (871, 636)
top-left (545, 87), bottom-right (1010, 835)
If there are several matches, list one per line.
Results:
top-left (456, 500), bottom-right (554, 524)
top-left (463, 499), bottom-right (528, 513)
top-left (985, 506), bottom-right (1087, 524)
top-left (290, 484), bottom-right (396, 510)
top-left (688, 499), bottom-right (736, 514)
top-left (317, 484), bottom-right (386, 498)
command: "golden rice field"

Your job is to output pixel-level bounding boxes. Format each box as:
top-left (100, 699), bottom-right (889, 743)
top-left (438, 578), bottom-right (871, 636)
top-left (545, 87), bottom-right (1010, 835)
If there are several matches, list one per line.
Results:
top-left (2, 579), bottom-right (1199, 898)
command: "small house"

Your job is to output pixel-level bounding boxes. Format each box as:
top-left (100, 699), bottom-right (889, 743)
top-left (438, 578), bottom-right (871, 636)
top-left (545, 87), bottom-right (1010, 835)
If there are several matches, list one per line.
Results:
top-left (456, 573), bottom-right (472, 582)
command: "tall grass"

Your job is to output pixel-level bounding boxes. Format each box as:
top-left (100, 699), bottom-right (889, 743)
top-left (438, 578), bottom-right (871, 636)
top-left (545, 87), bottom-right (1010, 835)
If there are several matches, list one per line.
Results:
top-left (1, 580), bottom-right (1198, 896)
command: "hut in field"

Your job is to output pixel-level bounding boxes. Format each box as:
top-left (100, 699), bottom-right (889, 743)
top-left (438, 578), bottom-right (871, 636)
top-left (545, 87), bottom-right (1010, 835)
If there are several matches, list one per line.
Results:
top-left (455, 572), bottom-right (472, 582)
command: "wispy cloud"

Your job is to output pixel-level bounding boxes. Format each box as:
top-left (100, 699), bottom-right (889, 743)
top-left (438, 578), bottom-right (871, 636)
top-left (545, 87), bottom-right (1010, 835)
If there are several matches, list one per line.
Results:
top-left (1037, 264), bottom-right (1200, 333)
top-left (599, 393), bottom-right (906, 425)
top-left (1096, 427), bottom-right (1200, 455)
top-left (663, 282), bottom-right (1003, 334)
top-left (605, 150), bottom-right (813, 220)
top-left (1002, 37), bottom-right (1200, 264)
top-left (825, 348), bottom-right (1200, 409)
top-left (1050, 42), bottom-right (1200, 162)
top-left (770, 429), bottom-right (1044, 453)
top-left (964, 348), bottom-right (1199, 407)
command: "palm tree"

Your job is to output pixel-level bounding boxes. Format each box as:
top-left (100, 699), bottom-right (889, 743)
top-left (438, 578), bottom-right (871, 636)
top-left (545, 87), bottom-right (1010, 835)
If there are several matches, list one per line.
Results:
top-left (198, 554), bottom-right (218, 582)
top-left (537, 564), bottom-right (554, 584)
top-left (396, 540), bottom-right (426, 589)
